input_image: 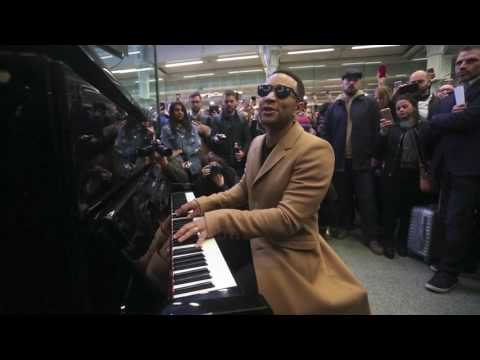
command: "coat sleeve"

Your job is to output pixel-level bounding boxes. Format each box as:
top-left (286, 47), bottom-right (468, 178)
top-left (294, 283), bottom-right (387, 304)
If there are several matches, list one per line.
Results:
top-left (200, 139), bottom-right (335, 240)
top-left (195, 173), bottom-right (249, 213)
top-left (430, 95), bottom-right (480, 132)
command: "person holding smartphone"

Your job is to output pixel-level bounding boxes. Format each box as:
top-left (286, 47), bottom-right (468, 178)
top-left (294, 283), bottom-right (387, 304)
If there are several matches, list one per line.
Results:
top-left (373, 95), bottom-right (430, 259)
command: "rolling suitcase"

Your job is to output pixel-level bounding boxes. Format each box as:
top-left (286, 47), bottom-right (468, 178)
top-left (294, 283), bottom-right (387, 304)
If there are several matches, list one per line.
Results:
top-left (407, 204), bottom-right (441, 262)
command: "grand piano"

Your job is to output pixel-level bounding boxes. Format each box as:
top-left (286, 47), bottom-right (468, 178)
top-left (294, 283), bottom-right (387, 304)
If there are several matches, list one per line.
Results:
top-left (2, 45), bottom-right (271, 314)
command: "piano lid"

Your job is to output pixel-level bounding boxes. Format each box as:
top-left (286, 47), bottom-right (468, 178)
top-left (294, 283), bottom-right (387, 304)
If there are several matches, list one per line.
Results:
top-left (0, 45), bottom-right (147, 124)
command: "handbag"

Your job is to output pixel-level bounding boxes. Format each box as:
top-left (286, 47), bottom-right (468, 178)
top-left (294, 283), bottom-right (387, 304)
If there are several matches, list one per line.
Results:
top-left (413, 129), bottom-right (436, 193)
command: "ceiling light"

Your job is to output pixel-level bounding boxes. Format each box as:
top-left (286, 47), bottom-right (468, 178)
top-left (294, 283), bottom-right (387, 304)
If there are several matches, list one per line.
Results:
top-left (323, 85), bottom-right (340, 88)
top-left (288, 65), bottom-right (326, 69)
top-left (412, 58), bottom-right (427, 61)
top-left (100, 55), bottom-right (113, 60)
top-left (183, 73), bottom-right (215, 78)
top-left (112, 67), bottom-right (154, 74)
top-left (395, 74), bottom-right (408, 77)
top-left (365, 61), bottom-right (382, 64)
top-left (210, 101), bottom-right (215, 105)
top-left (218, 52), bottom-right (257, 58)
top-left (342, 62), bottom-right (365, 66)
top-left (217, 55), bottom-right (259, 62)
top-left (352, 45), bottom-right (401, 50)
top-left (287, 48), bottom-right (335, 55)
top-left (134, 78), bottom-right (163, 83)
top-left (128, 51), bottom-right (141, 55)
top-left (228, 69), bottom-right (263, 74)
top-left (165, 60), bottom-right (204, 68)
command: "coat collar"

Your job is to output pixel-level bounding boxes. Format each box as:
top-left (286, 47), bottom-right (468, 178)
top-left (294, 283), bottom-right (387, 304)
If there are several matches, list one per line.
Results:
top-left (252, 121), bottom-right (304, 186)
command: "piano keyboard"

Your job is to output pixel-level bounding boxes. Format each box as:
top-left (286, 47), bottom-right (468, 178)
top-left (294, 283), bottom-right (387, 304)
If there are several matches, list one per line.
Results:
top-left (170, 192), bottom-right (237, 300)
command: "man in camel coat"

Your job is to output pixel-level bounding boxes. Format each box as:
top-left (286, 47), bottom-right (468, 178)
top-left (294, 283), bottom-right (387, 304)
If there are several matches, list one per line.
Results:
top-left (174, 70), bottom-right (370, 315)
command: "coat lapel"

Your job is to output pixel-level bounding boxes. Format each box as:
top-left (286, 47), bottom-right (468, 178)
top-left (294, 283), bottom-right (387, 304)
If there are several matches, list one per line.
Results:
top-left (252, 122), bottom-right (304, 186)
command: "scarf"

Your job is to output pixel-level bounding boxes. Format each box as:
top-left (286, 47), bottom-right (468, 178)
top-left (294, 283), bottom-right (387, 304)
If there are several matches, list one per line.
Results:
top-left (399, 117), bottom-right (419, 169)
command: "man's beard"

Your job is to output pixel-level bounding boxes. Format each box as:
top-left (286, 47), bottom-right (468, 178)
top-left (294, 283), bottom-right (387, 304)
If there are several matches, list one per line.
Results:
top-left (260, 110), bottom-right (294, 130)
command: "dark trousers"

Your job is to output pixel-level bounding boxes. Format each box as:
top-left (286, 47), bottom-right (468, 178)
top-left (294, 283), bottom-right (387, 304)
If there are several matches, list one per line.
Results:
top-left (439, 175), bottom-right (480, 276)
top-left (382, 168), bottom-right (425, 251)
top-left (333, 159), bottom-right (379, 241)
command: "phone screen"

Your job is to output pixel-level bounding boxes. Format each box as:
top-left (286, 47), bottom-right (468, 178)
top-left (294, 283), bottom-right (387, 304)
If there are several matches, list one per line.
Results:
top-left (380, 108), bottom-right (393, 121)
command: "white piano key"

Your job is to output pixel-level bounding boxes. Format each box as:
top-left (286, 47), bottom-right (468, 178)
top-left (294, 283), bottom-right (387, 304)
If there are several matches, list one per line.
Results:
top-left (173, 278), bottom-right (212, 290)
top-left (173, 265), bottom-right (209, 275)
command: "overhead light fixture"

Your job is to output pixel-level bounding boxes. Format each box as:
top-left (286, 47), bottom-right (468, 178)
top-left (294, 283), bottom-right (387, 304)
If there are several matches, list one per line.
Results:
top-left (287, 48), bottom-right (335, 55)
top-left (217, 55), bottom-right (259, 62)
top-left (352, 45), bottom-right (401, 50)
top-left (128, 51), bottom-right (141, 55)
top-left (100, 55), bottom-right (113, 60)
top-left (342, 62), bottom-right (365, 66)
top-left (228, 69), bottom-right (263, 74)
top-left (395, 74), bottom-right (408, 77)
top-left (412, 58), bottom-right (427, 61)
top-left (183, 73), bottom-right (215, 78)
top-left (288, 65), bottom-right (326, 69)
top-left (323, 85), bottom-right (340, 88)
top-left (112, 67), bottom-right (154, 74)
top-left (165, 60), bottom-right (204, 68)
top-left (218, 52), bottom-right (257, 58)
top-left (134, 78), bottom-right (164, 84)
top-left (210, 101), bottom-right (215, 105)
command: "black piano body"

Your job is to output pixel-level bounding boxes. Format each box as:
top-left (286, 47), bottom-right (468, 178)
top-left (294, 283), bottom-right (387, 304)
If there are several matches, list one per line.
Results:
top-left (3, 46), bottom-right (271, 314)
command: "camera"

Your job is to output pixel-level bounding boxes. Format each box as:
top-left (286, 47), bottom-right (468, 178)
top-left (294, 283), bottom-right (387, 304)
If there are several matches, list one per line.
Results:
top-left (396, 83), bottom-right (420, 96)
top-left (209, 164), bottom-right (223, 175)
top-left (137, 140), bottom-right (173, 157)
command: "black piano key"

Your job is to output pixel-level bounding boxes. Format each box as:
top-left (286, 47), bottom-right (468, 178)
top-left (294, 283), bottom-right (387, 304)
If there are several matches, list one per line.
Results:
top-left (174, 281), bottom-right (214, 295)
top-left (174, 273), bottom-right (212, 286)
top-left (173, 253), bottom-right (205, 265)
top-left (173, 268), bottom-right (210, 281)
top-left (172, 218), bottom-right (193, 231)
top-left (173, 256), bottom-right (207, 269)
top-left (173, 234), bottom-right (199, 246)
top-left (173, 259), bottom-right (207, 271)
top-left (171, 193), bottom-right (188, 213)
top-left (172, 246), bottom-right (203, 256)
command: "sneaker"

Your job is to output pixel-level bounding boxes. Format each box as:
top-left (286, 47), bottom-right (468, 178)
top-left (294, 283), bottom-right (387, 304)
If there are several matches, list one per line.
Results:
top-left (430, 264), bottom-right (439, 272)
top-left (425, 272), bottom-right (458, 293)
top-left (368, 240), bottom-right (384, 256)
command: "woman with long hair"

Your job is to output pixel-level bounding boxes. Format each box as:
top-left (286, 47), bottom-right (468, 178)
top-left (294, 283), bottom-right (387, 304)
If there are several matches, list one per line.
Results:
top-left (374, 95), bottom-right (429, 259)
top-left (160, 101), bottom-right (202, 180)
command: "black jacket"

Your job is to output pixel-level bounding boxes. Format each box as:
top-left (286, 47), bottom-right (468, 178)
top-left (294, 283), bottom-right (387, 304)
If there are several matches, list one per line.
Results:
top-left (374, 123), bottom-right (428, 178)
top-left (209, 110), bottom-right (251, 168)
top-left (422, 79), bottom-right (480, 177)
top-left (323, 93), bottom-right (381, 171)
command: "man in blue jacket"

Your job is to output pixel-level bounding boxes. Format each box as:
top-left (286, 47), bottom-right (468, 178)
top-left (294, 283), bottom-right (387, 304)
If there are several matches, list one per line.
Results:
top-left (424, 46), bottom-right (480, 293)
top-left (323, 69), bottom-right (383, 255)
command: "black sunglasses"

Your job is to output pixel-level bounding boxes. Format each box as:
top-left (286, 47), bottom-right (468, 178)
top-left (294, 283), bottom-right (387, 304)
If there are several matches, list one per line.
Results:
top-left (257, 84), bottom-right (300, 100)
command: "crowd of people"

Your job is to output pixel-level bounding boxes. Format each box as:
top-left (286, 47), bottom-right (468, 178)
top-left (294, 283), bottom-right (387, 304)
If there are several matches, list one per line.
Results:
top-left (83, 46), bottom-right (479, 302)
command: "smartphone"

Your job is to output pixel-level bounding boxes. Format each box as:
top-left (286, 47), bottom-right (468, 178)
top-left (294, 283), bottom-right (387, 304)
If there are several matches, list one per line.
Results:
top-left (378, 65), bottom-right (387, 78)
top-left (396, 83), bottom-right (419, 95)
top-left (380, 108), bottom-right (393, 122)
top-left (454, 85), bottom-right (465, 105)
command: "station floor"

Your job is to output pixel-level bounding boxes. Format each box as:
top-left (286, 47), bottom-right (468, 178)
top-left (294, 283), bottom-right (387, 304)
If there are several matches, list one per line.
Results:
top-left (327, 233), bottom-right (480, 315)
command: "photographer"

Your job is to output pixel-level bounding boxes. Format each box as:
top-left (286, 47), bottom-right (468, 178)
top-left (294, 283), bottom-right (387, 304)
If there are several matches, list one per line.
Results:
top-left (193, 152), bottom-right (238, 197)
top-left (394, 71), bottom-right (441, 123)
top-left (160, 101), bottom-right (203, 181)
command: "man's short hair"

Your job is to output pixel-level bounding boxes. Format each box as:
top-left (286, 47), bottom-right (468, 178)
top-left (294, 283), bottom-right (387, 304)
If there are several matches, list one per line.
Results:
top-left (271, 70), bottom-right (305, 100)
top-left (189, 91), bottom-right (201, 99)
top-left (224, 89), bottom-right (239, 100)
top-left (459, 46), bottom-right (480, 53)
